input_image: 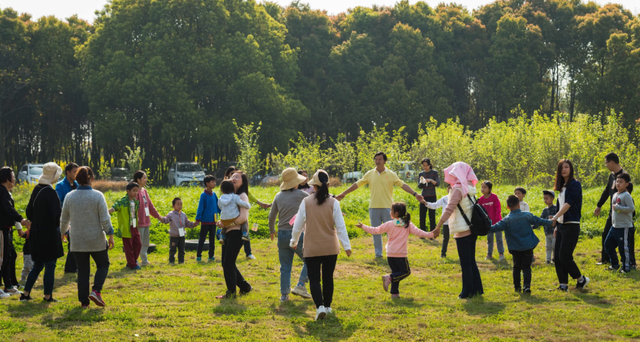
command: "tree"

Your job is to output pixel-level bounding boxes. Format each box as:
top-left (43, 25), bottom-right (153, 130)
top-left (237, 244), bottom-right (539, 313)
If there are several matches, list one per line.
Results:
top-left (233, 120), bottom-right (263, 178)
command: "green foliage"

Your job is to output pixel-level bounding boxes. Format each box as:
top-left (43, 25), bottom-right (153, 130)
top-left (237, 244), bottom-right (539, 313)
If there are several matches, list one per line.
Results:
top-left (355, 124), bottom-right (410, 172)
top-left (267, 133), bottom-right (327, 174)
top-left (327, 133), bottom-right (357, 176)
top-left (120, 145), bottom-right (144, 174)
top-left (233, 120), bottom-right (263, 177)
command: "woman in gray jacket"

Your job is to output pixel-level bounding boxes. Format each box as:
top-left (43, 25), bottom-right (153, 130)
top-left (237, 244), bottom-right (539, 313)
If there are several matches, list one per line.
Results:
top-left (60, 166), bottom-right (115, 308)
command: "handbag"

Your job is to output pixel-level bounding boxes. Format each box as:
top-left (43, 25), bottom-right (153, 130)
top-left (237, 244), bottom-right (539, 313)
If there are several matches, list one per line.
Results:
top-left (456, 194), bottom-right (492, 236)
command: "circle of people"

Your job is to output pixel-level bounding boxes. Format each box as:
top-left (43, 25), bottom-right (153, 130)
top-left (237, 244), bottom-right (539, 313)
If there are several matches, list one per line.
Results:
top-left (0, 152), bottom-right (633, 321)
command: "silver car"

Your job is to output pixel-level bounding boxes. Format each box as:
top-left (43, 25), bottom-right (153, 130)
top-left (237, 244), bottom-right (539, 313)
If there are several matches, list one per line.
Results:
top-left (167, 162), bottom-right (206, 186)
top-left (18, 164), bottom-right (45, 185)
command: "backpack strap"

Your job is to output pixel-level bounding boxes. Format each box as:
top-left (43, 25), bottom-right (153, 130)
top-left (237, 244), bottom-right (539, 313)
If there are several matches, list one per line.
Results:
top-left (456, 194), bottom-right (474, 227)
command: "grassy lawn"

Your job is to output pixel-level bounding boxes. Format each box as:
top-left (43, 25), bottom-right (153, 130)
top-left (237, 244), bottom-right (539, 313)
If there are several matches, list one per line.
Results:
top-left (2, 184), bottom-right (640, 341)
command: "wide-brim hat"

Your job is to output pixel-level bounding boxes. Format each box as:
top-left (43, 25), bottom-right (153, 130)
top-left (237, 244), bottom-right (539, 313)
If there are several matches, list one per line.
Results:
top-left (38, 162), bottom-right (62, 185)
top-left (280, 168), bottom-right (307, 190)
top-left (308, 169), bottom-right (329, 187)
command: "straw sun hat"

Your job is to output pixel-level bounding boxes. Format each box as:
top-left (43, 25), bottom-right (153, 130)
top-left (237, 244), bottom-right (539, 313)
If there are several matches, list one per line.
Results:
top-left (280, 168), bottom-right (307, 191)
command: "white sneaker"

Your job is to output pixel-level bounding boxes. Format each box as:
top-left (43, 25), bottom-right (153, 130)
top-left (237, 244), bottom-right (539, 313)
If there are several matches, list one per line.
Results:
top-left (4, 287), bottom-right (22, 295)
top-left (247, 254), bottom-right (256, 260)
top-left (0, 290), bottom-right (9, 299)
top-left (326, 307), bottom-right (332, 314)
top-left (291, 286), bottom-right (312, 299)
top-left (315, 306), bottom-right (327, 321)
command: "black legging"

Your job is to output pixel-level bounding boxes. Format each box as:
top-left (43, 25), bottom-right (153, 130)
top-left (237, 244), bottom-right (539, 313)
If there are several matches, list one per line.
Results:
top-left (305, 254), bottom-right (337, 309)
top-left (554, 223), bottom-right (582, 284)
top-left (419, 196), bottom-right (437, 231)
top-left (1, 229), bottom-right (18, 288)
top-left (222, 229), bottom-right (251, 296)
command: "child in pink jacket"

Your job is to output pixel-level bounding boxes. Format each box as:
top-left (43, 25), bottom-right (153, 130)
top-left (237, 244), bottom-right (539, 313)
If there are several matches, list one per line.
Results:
top-left (356, 202), bottom-right (435, 298)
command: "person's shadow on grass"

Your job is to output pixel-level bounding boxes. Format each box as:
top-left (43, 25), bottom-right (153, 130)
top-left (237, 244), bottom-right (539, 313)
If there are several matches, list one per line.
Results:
top-left (292, 313), bottom-right (360, 341)
top-left (462, 296), bottom-right (506, 316)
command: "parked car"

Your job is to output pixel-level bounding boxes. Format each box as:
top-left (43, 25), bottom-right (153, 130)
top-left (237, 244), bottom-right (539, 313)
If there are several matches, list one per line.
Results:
top-left (260, 173), bottom-right (280, 186)
top-left (110, 167), bottom-right (130, 182)
top-left (342, 171), bottom-right (362, 184)
top-left (17, 164), bottom-right (45, 185)
top-left (168, 162), bottom-right (206, 186)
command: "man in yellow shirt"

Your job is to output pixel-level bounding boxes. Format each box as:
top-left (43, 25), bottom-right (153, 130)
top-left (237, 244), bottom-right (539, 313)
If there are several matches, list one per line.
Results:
top-left (337, 152), bottom-right (424, 258)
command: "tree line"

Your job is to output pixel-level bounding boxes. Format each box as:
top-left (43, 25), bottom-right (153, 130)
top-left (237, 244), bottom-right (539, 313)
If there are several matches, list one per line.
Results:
top-left (2, 0), bottom-right (640, 182)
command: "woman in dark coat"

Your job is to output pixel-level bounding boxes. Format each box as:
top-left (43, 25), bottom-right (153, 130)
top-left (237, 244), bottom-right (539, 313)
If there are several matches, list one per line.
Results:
top-left (0, 166), bottom-right (28, 296)
top-left (20, 162), bottom-right (65, 302)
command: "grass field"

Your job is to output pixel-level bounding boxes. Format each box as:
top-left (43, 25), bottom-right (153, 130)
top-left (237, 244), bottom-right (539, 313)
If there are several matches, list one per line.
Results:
top-left (1, 183), bottom-right (640, 341)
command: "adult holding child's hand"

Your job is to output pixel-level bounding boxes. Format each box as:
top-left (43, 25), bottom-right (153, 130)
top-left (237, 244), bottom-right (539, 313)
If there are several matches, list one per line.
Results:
top-left (290, 170), bottom-right (351, 321)
top-left (432, 162), bottom-right (483, 299)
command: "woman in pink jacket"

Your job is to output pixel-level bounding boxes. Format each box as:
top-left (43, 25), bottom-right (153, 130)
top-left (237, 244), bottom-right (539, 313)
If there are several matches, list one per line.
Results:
top-left (357, 202), bottom-right (435, 298)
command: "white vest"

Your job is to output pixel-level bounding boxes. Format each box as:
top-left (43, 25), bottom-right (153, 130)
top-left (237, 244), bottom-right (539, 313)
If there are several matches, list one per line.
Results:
top-left (448, 185), bottom-right (477, 235)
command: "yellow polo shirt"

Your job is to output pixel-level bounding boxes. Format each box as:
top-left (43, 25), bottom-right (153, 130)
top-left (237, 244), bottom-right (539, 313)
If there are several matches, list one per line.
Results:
top-left (356, 167), bottom-right (406, 209)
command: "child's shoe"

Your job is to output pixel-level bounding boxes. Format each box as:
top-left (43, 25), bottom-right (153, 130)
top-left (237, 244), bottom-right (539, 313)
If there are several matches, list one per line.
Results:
top-left (391, 294), bottom-right (400, 299)
top-left (242, 231), bottom-right (250, 241)
top-left (208, 257), bottom-right (215, 262)
top-left (498, 254), bottom-right (505, 261)
top-left (382, 275), bottom-right (391, 292)
top-left (522, 287), bottom-right (531, 294)
top-left (196, 257), bottom-right (202, 262)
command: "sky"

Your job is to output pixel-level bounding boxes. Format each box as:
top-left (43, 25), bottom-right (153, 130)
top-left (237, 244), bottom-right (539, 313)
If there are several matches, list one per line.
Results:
top-left (1, 0), bottom-right (638, 23)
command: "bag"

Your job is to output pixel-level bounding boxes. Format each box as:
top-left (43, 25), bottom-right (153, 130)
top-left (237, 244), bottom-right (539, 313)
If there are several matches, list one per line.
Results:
top-left (456, 194), bottom-right (492, 236)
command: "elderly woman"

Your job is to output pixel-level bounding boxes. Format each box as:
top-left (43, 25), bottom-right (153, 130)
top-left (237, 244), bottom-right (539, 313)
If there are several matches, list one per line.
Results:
top-left (432, 162), bottom-right (483, 299)
top-left (61, 166), bottom-right (115, 308)
top-left (291, 170), bottom-right (351, 321)
top-left (268, 168), bottom-right (311, 302)
top-left (20, 163), bottom-right (65, 302)
top-left (216, 171), bottom-right (253, 299)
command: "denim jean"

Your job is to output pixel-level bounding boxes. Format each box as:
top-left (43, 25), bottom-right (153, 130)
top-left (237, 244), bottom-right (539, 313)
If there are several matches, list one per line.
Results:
top-left (487, 230), bottom-right (505, 257)
top-left (455, 233), bottom-right (483, 298)
top-left (24, 259), bottom-right (57, 295)
top-left (278, 230), bottom-right (308, 295)
top-left (369, 208), bottom-right (391, 258)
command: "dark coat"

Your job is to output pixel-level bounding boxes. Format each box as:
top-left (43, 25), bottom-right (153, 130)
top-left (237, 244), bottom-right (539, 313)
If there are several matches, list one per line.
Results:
top-left (26, 185), bottom-right (64, 263)
top-left (0, 185), bottom-right (23, 230)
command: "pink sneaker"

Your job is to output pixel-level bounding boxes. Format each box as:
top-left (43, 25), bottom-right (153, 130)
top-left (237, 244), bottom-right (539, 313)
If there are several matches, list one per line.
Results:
top-left (382, 275), bottom-right (392, 292)
top-left (88, 290), bottom-right (105, 307)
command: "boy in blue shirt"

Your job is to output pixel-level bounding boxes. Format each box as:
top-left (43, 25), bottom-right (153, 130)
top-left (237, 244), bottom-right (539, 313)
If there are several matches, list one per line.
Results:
top-left (195, 175), bottom-right (220, 262)
top-left (490, 195), bottom-right (553, 294)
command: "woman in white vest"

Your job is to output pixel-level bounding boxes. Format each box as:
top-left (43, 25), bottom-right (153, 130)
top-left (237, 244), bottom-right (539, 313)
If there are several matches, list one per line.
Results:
top-left (290, 170), bottom-right (351, 321)
top-left (433, 162), bottom-right (483, 299)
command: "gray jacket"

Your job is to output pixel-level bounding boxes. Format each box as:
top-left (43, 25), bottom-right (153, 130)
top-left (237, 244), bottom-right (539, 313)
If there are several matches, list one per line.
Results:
top-left (612, 191), bottom-right (635, 229)
top-left (60, 186), bottom-right (114, 252)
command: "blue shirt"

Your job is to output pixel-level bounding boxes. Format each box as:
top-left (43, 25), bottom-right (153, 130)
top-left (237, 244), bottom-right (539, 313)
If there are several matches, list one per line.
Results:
top-left (490, 209), bottom-right (552, 251)
top-left (55, 177), bottom-right (79, 207)
top-left (195, 190), bottom-right (220, 224)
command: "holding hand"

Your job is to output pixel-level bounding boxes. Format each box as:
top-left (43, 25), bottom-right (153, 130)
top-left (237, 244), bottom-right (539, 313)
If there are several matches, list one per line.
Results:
top-left (108, 236), bottom-right (115, 250)
top-left (594, 207), bottom-right (601, 217)
top-left (335, 193), bottom-right (346, 201)
top-left (355, 222), bottom-right (364, 229)
top-left (108, 208), bottom-right (115, 214)
top-left (345, 250), bottom-right (352, 257)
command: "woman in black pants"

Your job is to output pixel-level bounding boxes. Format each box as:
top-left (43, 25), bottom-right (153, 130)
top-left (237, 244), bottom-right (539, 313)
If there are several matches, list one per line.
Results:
top-left (418, 158), bottom-right (439, 232)
top-left (550, 159), bottom-right (589, 291)
top-left (21, 163), bottom-right (65, 302)
top-left (216, 171), bottom-right (252, 299)
top-left (0, 167), bottom-right (28, 296)
top-left (290, 170), bottom-right (351, 321)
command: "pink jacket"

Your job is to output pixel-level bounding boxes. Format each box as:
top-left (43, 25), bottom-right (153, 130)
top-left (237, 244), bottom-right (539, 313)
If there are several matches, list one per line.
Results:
top-left (136, 188), bottom-right (161, 227)
top-left (361, 221), bottom-right (432, 257)
top-left (477, 193), bottom-right (502, 224)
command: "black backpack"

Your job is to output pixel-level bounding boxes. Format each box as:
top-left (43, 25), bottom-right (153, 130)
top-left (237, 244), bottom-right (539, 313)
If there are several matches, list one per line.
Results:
top-left (456, 194), bottom-right (492, 236)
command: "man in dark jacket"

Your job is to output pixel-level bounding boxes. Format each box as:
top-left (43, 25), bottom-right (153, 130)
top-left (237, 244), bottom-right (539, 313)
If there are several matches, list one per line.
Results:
top-left (594, 153), bottom-right (634, 267)
top-left (55, 162), bottom-right (79, 273)
top-left (0, 167), bottom-right (28, 295)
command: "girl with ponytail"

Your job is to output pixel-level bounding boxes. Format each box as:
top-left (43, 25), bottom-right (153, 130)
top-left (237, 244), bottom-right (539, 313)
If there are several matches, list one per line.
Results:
top-left (356, 202), bottom-right (435, 298)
